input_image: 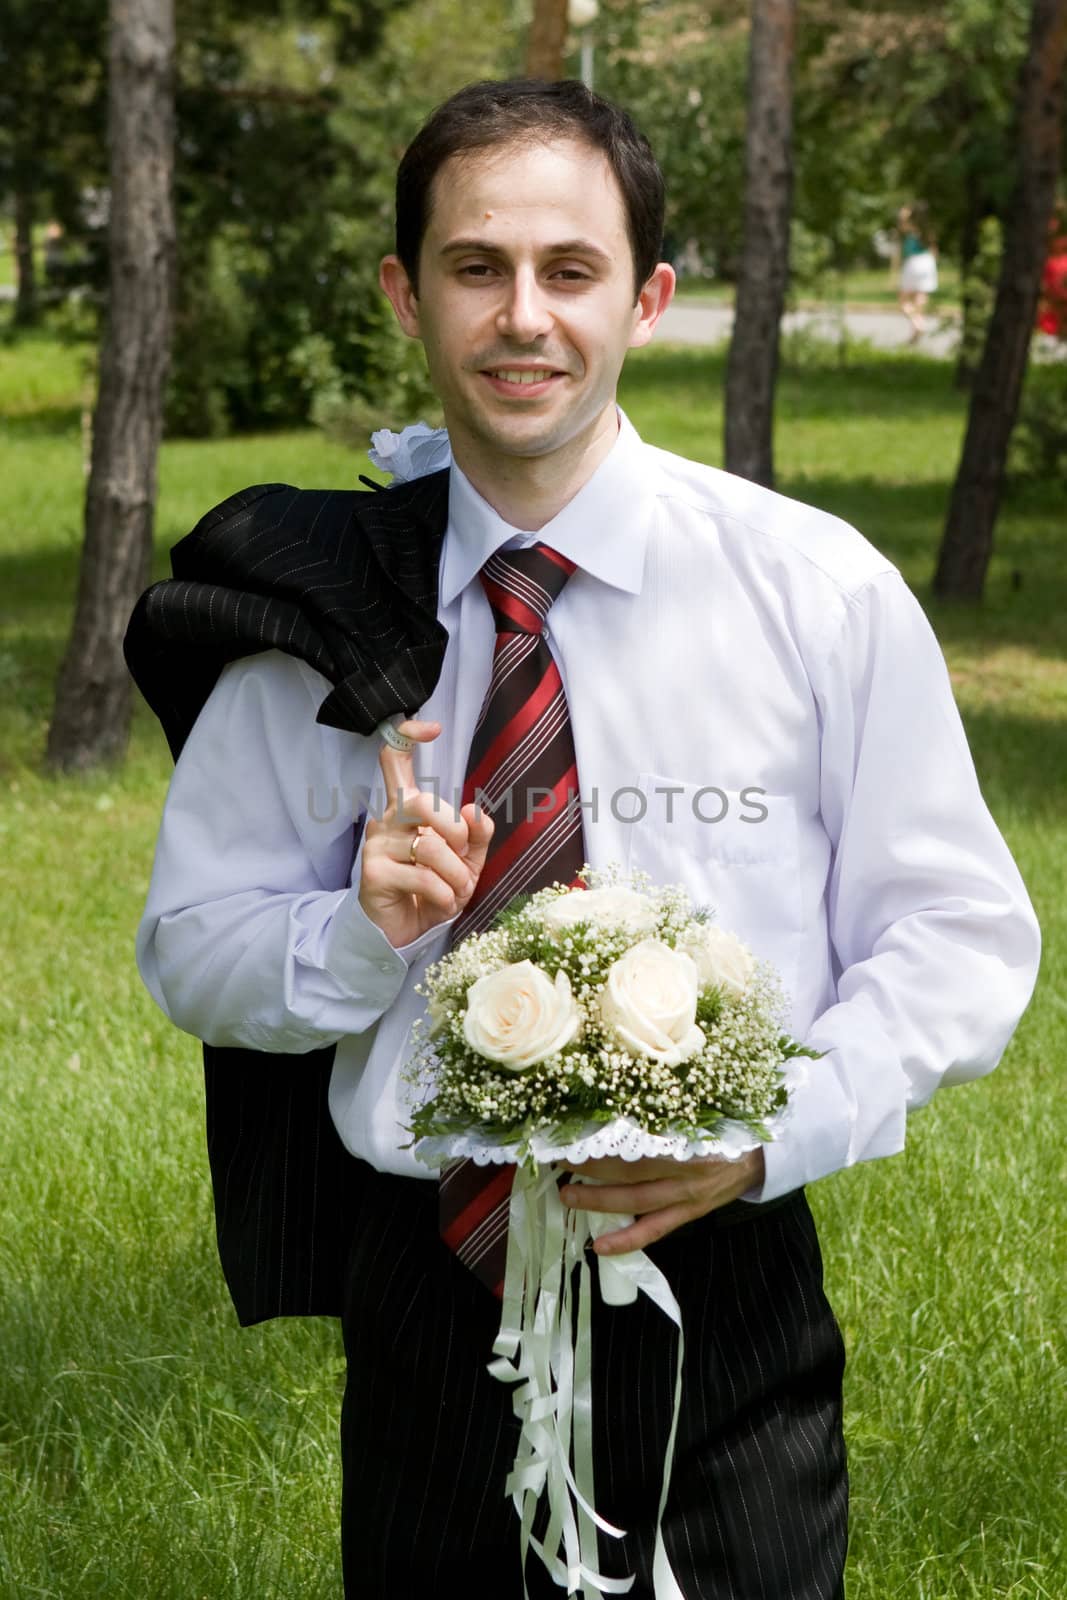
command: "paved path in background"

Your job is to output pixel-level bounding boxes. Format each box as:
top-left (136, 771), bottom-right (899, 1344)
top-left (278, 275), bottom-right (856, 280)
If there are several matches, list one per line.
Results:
top-left (0, 285), bottom-right (955, 351)
top-left (659, 300), bottom-right (960, 357)
top-left (7, 283), bottom-right (1060, 362)
top-left (0, 286), bottom-right (953, 353)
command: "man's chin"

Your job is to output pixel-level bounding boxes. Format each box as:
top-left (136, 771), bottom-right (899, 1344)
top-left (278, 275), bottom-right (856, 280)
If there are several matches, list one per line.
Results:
top-left (464, 420), bottom-right (577, 462)
top-left (461, 405), bottom-right (611, 465)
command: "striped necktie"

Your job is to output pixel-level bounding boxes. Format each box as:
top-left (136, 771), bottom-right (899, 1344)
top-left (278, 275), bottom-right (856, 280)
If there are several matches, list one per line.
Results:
top-left (439, 542), bottom-right (586, 1295)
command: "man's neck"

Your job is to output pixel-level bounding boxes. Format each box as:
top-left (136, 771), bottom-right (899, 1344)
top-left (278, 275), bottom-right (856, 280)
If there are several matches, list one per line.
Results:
top-left (450, 408), bottom-right (620, 532)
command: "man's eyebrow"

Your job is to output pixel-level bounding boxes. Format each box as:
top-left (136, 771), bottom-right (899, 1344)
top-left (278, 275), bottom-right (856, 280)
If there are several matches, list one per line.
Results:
top-left (438, 236), bottom-right (614, 263)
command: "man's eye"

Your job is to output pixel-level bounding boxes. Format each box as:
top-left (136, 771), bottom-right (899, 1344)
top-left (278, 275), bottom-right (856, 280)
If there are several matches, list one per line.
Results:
top-left (460, 264), bottom-right (495, 278)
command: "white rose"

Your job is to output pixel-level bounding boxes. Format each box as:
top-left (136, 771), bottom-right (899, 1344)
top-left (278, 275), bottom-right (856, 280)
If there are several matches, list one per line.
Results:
top-left (682, 926), bottom-right (755, 999)
top-left (598, 939), bottom-right (704, 1067)
top-left (367, 422), bottom-right (452, 482)
top-left (462, 961), bottom-right (581, 1072)
top-left (542, 886), bottom-right (657, 937)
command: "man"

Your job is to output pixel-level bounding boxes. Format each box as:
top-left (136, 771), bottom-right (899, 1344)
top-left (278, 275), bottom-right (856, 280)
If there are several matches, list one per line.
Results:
top-left (133, 79), bottom-right (1040, 1598)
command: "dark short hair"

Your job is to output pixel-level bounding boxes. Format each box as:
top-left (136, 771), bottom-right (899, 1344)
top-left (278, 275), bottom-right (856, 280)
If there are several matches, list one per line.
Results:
top-left (394, 78), bottom-right (665, 302)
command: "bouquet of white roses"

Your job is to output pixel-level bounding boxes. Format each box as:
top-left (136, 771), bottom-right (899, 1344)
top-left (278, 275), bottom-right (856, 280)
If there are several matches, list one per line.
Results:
top-left (404, 866), bottom-right (819, 1599)
top-left (408, 865), bottom-right (814, 1160)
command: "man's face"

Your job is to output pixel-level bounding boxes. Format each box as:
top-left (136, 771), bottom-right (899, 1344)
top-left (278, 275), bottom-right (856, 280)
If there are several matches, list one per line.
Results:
top-left (380, 138), bottom-right (673, 477)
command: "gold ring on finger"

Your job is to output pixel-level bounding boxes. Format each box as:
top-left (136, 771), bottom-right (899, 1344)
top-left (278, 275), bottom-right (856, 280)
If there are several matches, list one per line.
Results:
top-left (408, 826), bottom-right (427, 866)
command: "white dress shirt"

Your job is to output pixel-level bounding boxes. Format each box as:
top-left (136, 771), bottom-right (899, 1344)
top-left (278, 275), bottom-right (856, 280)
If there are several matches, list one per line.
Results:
top-left (136, 409), bottom-right (1041, 1202)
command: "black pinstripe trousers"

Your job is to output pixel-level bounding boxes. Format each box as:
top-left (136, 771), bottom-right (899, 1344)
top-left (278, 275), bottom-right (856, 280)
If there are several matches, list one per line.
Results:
top-left (340, 1167), bottom-right (848, 1599)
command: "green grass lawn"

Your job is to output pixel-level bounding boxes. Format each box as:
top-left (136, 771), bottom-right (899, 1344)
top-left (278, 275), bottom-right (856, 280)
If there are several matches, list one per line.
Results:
top-left (1, 329), bottom-right (1063, 1598)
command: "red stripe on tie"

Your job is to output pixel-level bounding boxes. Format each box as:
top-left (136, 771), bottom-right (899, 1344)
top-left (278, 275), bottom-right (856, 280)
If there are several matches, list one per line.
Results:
top-left (483, 583), bottom-right (542, 637)
top-left (461, 659), bottom-right (562, 803)
top-left (470, 763), bottom-right (580, 905)
top-left (539, 546), bottom-right (576, 577)
top-left (441, 1164), bottom-right (515, 1250)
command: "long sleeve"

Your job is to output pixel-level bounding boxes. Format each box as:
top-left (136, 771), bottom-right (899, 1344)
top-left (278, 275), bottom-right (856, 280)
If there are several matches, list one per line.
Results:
top-left (136, 650), bottom-right (444, 1054)
top-left (757, 570), bottom-right (1041, 1201)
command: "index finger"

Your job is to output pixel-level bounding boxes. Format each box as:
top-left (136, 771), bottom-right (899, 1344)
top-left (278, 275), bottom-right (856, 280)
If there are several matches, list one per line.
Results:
top-left (377, 718), bottom-right (441, 813)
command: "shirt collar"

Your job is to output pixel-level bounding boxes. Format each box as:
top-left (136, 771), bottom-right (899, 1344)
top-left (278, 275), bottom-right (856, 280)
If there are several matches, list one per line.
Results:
top-left (439, 407), bottom-right (653, 607)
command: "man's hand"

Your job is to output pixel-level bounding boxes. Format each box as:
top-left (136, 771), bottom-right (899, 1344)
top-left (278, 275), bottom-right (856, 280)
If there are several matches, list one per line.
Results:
top-left (559, 1147), bottom-right (766, 1254)
top-left (358, 718), bottom-right (494, 948)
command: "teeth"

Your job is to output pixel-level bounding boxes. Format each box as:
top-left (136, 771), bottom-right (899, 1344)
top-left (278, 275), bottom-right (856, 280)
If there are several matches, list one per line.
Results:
top-left (490, 369), bottom-right (555, 385)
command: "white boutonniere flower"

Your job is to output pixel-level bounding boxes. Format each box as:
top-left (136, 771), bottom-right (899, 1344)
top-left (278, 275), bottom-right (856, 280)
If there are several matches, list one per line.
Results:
top-left (368, 421), bottom-right (452, 482)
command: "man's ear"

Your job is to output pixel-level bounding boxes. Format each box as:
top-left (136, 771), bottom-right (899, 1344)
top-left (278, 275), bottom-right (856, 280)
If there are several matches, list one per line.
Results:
top-left (628, 262), bottom-right (676, 351)
top-left (379, 255), bottom-right (421, 339)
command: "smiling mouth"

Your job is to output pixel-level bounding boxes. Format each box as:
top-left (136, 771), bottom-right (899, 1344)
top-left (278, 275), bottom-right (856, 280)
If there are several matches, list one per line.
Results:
top-left (482, 367), bottom-right (566, 391)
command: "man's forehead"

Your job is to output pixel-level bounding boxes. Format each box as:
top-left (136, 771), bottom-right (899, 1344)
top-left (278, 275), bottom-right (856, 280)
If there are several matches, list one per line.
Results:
top-left (426, 137), bottom-right (626, 232)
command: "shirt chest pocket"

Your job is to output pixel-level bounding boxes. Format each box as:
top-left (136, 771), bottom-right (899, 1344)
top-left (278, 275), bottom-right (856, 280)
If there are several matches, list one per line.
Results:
top-left (622, 773), bottom-right (802, 995)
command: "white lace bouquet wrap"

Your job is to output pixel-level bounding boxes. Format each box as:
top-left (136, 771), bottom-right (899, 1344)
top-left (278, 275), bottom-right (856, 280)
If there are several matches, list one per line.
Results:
top-left (404, 866), bottom-right (819, 1599)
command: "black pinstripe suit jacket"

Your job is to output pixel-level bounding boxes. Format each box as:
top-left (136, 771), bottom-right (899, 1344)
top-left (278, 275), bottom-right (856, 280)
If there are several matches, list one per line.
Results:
top-left (124, 469), bottom-right (452, 1326)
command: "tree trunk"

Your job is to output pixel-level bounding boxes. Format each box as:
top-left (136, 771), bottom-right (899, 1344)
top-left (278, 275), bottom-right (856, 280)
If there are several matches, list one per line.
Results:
top-left (13, 186), bottom-right (37, 327)
top-left (935, 0), bottom-right (1067, 600)
top-left (526, 0), bottom-right (569, 80)
top-left (45, 0), bottom-right (176, 772)
top-left (724, 0), bottom-right (797, 488)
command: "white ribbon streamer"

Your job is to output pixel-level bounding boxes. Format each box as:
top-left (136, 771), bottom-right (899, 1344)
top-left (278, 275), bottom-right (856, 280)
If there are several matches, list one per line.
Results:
top-left (489, 1165), bottom-right (687, 1599)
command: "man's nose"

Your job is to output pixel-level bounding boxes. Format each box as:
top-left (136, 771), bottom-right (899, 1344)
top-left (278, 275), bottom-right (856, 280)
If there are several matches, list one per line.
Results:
top-left (495, 268), bottom-right (554, 343)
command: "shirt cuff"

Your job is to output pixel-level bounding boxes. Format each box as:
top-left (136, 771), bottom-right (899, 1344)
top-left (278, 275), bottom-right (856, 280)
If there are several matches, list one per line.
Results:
top-left (323, 890), bottom-right (455, 1006)
top-left (754, 1063), bottom-right (855, 1201)
top-left (754, 1022), bottom-right (909, 1202)
top-left (734, 1074), bottom-right (851, 1205)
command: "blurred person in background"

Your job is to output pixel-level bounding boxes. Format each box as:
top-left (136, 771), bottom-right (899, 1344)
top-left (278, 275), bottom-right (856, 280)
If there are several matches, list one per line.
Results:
top-left (892, 201), bottom-right (939, 343)
top-left (1036, 210), bottom-right (1067, 338)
